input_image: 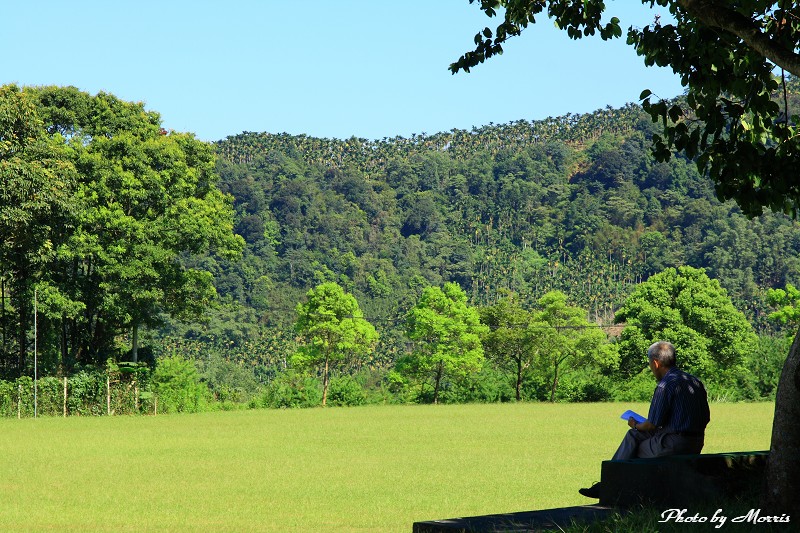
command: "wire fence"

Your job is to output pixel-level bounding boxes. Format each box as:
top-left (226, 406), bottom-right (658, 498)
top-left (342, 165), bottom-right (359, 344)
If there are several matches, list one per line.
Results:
top-left (0, 372), bottom-right (159, 418)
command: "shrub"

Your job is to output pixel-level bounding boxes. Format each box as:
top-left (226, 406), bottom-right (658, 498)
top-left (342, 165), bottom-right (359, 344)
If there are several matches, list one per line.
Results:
top-left (556, 374), bottom-right (614, 402)
top-left (196, 354), bottom-right (261, 404)
top-left (610, 370), bottom-right (657, 402)
top-left (36, 376), bottom-right (63, 416)
top-left (260, 370), bottom-right (322, 408)
top-left (739, 334), bottom-right (790, 400)
top-left (67, 369), bottom-right (107, 416)
top-left (326, 375), bottom-right (366, 407)
top-left (14, 376), bottom-right (35, 417)
top-left (152, 355), bottom-right (209, 413)
top-left (437, 366), bottom-right (516, 404)
top-left (0, 379), bottom-right (15, 417)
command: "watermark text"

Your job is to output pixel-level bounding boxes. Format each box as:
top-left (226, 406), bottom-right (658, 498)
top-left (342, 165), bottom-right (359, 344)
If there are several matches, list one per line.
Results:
top-left (659, 508), bottom-right (790, 528)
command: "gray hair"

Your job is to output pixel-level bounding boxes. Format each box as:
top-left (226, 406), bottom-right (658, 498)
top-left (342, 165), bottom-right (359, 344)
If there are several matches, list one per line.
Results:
top-left (648, 341), bottom-right (676, 368)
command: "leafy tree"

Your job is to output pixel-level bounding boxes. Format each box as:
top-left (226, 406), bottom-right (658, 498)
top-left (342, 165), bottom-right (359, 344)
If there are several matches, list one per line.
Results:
top-left (615, 266), bottom-right (756, 389)
top-left (480, 293), bottom-right (539, 401)
top-left (401, 282), bottom-right (487, 404)
top-left (451, 2), bottom-right (800, 511)
top-left (533, 291), bottom-right (611, 402)
top-left (0, 85), bottom-right (78, 376)
top-left (2, 86), bottom-right (244, 369)
top-left (293, 282), bottom-right (378, 406)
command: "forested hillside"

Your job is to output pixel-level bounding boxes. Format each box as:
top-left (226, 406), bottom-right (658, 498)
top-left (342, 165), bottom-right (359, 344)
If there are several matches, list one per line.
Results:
top-left (3, 84), bottom-right (798, 412)
top-left (192, 103), bottom-right (800, 358)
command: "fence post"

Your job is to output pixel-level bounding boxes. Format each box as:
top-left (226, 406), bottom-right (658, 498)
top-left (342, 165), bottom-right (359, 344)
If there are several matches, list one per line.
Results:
top-left (17, 383), bottom-right (21, 419)
top-left (63, 376), bottom-right (67, 418)
top-left (106, 375), bottom-right (111, 416)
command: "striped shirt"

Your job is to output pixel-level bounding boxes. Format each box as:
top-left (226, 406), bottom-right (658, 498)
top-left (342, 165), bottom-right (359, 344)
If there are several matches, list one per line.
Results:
top-left (648, 367), bottom-right (710, 434)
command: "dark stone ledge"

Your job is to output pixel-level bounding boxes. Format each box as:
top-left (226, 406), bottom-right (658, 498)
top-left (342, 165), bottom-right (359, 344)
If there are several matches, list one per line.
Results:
top-left (413, 451), bottom-right (768, 532)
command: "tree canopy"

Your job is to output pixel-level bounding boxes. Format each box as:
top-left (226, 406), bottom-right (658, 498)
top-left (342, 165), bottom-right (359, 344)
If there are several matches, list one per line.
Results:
top-left (401, 282), bottom-right (487, 404)
top-left (0, 85), bottom-right (243, 373)
top-left (535, 290), bottom-right (612, 402)
top-left (615, 266), bottom-right (756, 391)
top-left (207, 107), bottom-right (800, 406)
top-left (294, 282), bottom-right (378, 406)
top-left (767, 283), bottom-right (800, 327)
top-left (7, 82), bottom-right (794, 411)
top-left (479, 293), bottom-right (538, 401)
top-left (0, 85), bottom-right (77, 372)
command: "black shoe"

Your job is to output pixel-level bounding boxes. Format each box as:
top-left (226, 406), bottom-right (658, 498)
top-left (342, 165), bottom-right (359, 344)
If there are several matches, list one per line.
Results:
top-left (578, 481), bottom-right (602, 499)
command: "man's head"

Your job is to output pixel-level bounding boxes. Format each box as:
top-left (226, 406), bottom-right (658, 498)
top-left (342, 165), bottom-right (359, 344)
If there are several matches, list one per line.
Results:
top-left (647, 341), bottom-right (676, 380)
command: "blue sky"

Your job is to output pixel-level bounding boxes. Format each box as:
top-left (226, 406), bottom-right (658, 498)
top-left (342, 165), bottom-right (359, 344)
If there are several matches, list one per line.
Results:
top-left (3, 1), bottom-right (683, 142)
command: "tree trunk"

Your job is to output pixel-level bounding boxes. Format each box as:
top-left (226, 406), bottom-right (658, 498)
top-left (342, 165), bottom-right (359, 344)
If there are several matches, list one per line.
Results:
top-left (763, 325), bottom-right (800, 516)
top-left (16, 299), bottom-right (27, 376)
top-left (550, 360), bottom-right (559, 403)
top-left (61, 315), bottom-right (68, 372)
top-left (321, 355), bottom-right (330, 407)
top-left (131, 323), bottom-right (139, 363)
top-left (433, 361), bottom-right (443, 404)
top-left (1, 277), bottom-right (5, 357)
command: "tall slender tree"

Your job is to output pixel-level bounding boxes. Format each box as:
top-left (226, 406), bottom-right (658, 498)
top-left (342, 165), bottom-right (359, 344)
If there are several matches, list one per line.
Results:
top-left (403, 282), bottom-right (487, 404)
top-left (480, 293), bottom-right (538, 401)
top-left (534, 291), bottom-right (610, 402)
top-left (294, 282), bottom-right (378, 406)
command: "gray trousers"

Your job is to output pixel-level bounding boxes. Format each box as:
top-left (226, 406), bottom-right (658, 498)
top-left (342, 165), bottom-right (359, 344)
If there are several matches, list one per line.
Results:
top-left (612, 428), bottom-right (704, 461)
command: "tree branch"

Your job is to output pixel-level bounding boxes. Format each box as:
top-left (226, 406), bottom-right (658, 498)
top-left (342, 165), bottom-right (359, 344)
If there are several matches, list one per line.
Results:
top-left (678, 0), bottom-right (800, 77)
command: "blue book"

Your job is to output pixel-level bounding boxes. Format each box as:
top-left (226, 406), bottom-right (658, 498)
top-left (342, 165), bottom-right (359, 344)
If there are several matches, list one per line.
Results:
top-left (620, 409), bottom-right (646, 424)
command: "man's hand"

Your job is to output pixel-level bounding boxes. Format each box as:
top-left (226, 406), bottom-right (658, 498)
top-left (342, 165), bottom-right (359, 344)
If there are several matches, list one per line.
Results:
top-left (630, 417), bottom-right (656, 432)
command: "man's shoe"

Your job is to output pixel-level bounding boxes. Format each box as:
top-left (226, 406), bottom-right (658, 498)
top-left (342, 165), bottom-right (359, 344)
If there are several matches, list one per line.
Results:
top-left (578, 481), bottom-right (602, 499)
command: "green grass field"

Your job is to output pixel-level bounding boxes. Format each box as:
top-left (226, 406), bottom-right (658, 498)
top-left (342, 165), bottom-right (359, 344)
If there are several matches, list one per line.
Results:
top-left (0, 402), bottom-right (774, 532)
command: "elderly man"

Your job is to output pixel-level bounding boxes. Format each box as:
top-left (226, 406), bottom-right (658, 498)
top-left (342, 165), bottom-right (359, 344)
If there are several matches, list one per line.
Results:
top-left (579, 341), bottom-right (710, 499)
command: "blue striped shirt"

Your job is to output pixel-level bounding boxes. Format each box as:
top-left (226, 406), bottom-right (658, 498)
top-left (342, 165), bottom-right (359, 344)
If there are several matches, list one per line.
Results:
top-left (648, 367), bottom-right (710, 434)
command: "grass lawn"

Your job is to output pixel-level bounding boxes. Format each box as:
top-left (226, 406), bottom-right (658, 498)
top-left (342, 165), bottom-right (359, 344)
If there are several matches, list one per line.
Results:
top-left (0, 402), bottom-right (773, 532)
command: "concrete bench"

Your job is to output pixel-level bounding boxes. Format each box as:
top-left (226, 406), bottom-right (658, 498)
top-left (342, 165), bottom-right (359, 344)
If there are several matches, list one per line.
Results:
top-left (412, 451), bottom-right (768, 531)
top-left (598, 450), bottom-right (769, 508)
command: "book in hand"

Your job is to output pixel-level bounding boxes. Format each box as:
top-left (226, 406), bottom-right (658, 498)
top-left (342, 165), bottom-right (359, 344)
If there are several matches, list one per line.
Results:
top-left (620, 410), bottom-right (646, 424)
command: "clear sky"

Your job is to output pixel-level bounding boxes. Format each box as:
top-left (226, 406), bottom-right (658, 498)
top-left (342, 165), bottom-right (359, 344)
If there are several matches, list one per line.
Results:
top-left (2, 1), bottom-right (683, 142)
